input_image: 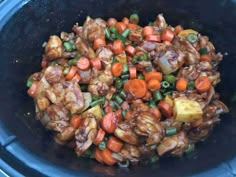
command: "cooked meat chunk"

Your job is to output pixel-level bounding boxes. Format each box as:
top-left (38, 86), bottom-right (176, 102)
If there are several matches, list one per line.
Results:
top-left (45, 35), bottom-right (63, 60)
top-left (96, 47), bottom-right (113, 65)
top-left (44, 65), bottom-right (63, 84)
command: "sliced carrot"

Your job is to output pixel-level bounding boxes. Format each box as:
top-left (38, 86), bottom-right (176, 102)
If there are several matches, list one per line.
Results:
top-left (107, 136), bottom-right (123, 153)
top-left (65, 66), bottom-right (78, 80)
top-left (111, 62), bottom-right (123, 76)
top-left (147, 79), bottom-right (161, 91)
top-left (94, 38), bottom-right (106, 50)
top-left (125, 45), bottom-right (136, 56)
top-left (200, 54), bottom-right (211, 62)
top-left (161, 29), bottom-right (175, 42)
top-left (127, 23), bottom-right (138, 30)
top-left (124, 80), bottom-right (132, 93)
top-left (115, 109), bottom-right (122, 122)
top-left (191, 118), bottom-right (203, 127)
top-left (143, 91), bottom-right (152, 101)
top-left (70, 115), bottom-right (82, 129)
top-left (176, 78), bottom-right (188, 91)
top-left (104, 105), bottom-right (113, 113)
top-left (94, 148), bottom-right (104, 163)
top-left (125, 110), bottom-right (133, 120)
top-left (72, 73), bottom-right (81, 82)
top-left (150, 107), bottom-right (161, 119)
top-left (142, 26), bottom-right (154, 36)
top-left (144, 71), bottom-right (162, 82)
top-left (77, 57), bottom-right (90, 71)
top-left (195, 76), bottom-right (211, 92)
top-left (113, 40), bottom-right (124, 55)
top-left (122, 17), bottom-right (129, 26)
top-left (128, 79), bottom-right (148, 98)
top-left (115, 22), bottom-right (126, 33)
top-left (129, 66), bottom-right (137, 79)
top-left (27, 81), bottom-right (39, 97)
top-left (90, 57), bottom-right (102, 70)
top-left (174, 25), bottom-right (183, 34)
top-left (101, 112), bottom-right (117, 133)
top-left (101, 148), bottom-right (117, 166)
top-left (93, 128), bottom-right (106, 145)
top-left (145, 34), bottom-right (161, 42)
top-left (158, 101), bottom-right (173, 118)
top-left (107, 18), bottom-right (117, 27)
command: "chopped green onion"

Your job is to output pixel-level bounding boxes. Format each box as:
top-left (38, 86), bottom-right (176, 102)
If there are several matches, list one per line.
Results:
top-left (98, 141), bottom-right (106, 150)
top-left (150, 144), bottom-right (157, 150)
top-left (119, 90), bottom-right (126, 99)
top-left (137, 74), bottom-right (144, 79)
top-left (68, 58), bottom-right (79, 66)
top-left (153, 90), bottom-right (163, 101)
top-left (26, 78), bottom-right (33, 87)
top-left (166, 127), bottom-right (177, 136)
top-left (122, 64), bottom-right (128, 73)
top-left (184, 143), bottom-right (195, 154)
top-left (132, 56), bottom-right (139, 64)
top-left (161, 81), bottom-right (170, 88)
top-left (121, 28), bottom-right (130, 38)
top-left (145, 65), bottom-right (153, 72)
top-left (118, 160), bottom-right (130, 168)
top-left (163, 74), bottom-right (176, 84)
top-left (105, 28), bottom-right (111, 39)
top-left (63, 42), bottom-right (72, 51)
top-left (75, 53), bottom-right (82, 59)
top-left (110, 26), bottom-right (118, 34)
top-left (140, 53), bottom-right (148, 61)
top-left (115, 79), bottom-right (123, 89)
top-left (121, 74), bottom-right (129, 80)
top-left (149, 102), bottom-right (157, 108)
top-left (63, 67), bottom-right (70, 75)
top-left (116, 34), bottom-right (126, 44)
top-left (169, 82), bottom-right (175, 89)
top-left (122, 110), bottom-right (127, 118)
top-left (101, 108), bottom-right (105, 116)
top-left (186, 33), bottom-right (198, 43)
top-left (112, 57), bottom-right (119, 64)
top-left (150, 155), bottom-right (159, 163)
top-left (111, 33), bottom-right (117, 40)
top-left (109, 100), bottom-right (120, 110)
top-left (163, 91), bottom-right (173, 96)
top-left (80, 84), bottom-right (88, 92)
top-left (129, 13), bottom-right (139, 24)
top-left (199, 47), bottom-right (209, 55)
top-left (115, 95), bottom-right (123, 105)
top-left (187, 81), bottom-right (195, 90)
top-left (90, 97), bottom-right (105, 107)
top-left (92, 95), bottom-right (102, 101)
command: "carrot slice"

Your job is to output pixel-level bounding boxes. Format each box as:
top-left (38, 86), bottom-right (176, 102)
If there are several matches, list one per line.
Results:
top-left (65, 66), bottom-right (78, 80)
top-left (122, 17), bottom-right (129, 26)
top-left (113, 40), bottom-right (124, 55)
top-left (124, 80), bottom-right (132, 93)
top-left (70, 115), bottom-right (82, 129)
top-left (111, 62), bottom-right (123, 76)
top-left (101, 112), bottom-right (117, 133)
top-left (101, 148), bottom-right (117, 166)
top-left (176, 78), bottom-right (188, 91)
top-left (150, 107), bottom-right (161, 119)
top-left (174, 25), bottom-right (183, 34)
top-left (161, 29), bottom-right (175, 42)
top-left (128, 79), bottom-right (147, 98)
top-left (115, 109), bottom-right (122, 122)
top-left (94, 38), bottom-right (106, 50)
top-left (145, 71), bottom-right (162, 82)
top-left (93, 128), bottom-right (106, 145)
top-left (77, 57), bottom-right (90, 71)
top-left (143, 91), bottom-right (152, 101)
top-left (104, 105), bottom-right (113, 113)
top-left (72, 74), bottom-right (81, 82)
top-left (107, 18), bottom-right (117, 27)
top-left (129, 66), bottom-right (137, 79)
top-left (158, 101), bottom-right (173, 118)
top-left (27, 81), bottom-right (39, 97)
top-left (127, 23), bottom-right (138, 30)
top-left (200, 54), bottom-right (211, 62)
top-left (115, 22), bottom-right (126, 33)
top-left (195, 76), bottom-right (211, 92)
top-left (90, 58), bottom-right (102, 70)
top-left (107, 136), bottom-right (123, 153)
top-left (147, 79), bottom-right (161, 91)
top-left (145, 34), bottom-right (161, 42)
top-left (94, 148), bottom-right (104, 163)
top-left (125, 45), bottom-right (136, 56)
top-left (143, 26), bottom-right (154, 36)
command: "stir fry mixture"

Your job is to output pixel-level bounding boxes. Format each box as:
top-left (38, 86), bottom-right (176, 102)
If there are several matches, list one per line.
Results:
top-left (27, 14), bottom-right (229, 167)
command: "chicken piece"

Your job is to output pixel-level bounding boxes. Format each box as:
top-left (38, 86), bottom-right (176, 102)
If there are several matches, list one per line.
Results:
top-left (80, 16), bottom-right (106, 43)
top-left (128, 26), bottom-right (143, 42)
top-left (46, 104), bottom-right (69, 121)
top-left (45, 35), bottom-right (63, 60)
top-left (78, 69), bottom-right (92, 84)
top-left (157, 131), bottom-right (188, 156)
top-left (88, 65), bottom-right (113, 96)
top-left (119, 144), bottom-right (141, 164)
top-left (75, 37), bottom-right (95, 59)
top-left (36, 97), bottom-right (50, 111)
top-left (135, 112), bottom-right (164, 145)
top-left (96, 47), bottom-right (113, 65)
top-left (63, 81), bottom-right (85, 114)
top-left (44, 65), bottom-right (63, 84)
top-left (75, 113), bottom-right (98, 156)
top-left (154, 14), bottom-right (168, 31)
top-left (60, 32), bottom-right (75, 42)
top-left (177, 65), bottom-right (199, 81)
top-left (140, 41), bottom-right (158, 52)
top-left (45, 82), bottom-right (65, 104)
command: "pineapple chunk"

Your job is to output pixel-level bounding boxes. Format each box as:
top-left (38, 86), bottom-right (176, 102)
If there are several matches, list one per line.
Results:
top-left (116, 52), bottom-right (127, 64)
top-left (164, 95), bottom-right (174, 107)
top-left (173, 97), bottom-right (203, 122)
top-left (81, 104), bottom-right (102, 120)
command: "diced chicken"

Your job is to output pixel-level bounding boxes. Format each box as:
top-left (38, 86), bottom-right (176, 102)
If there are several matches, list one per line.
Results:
top-left (45, 35), bottom-right (63, 60)
top-left (96, 47), bottom-right (113, 65)
top-left (44, 65), bottom-right (63, 84)
top-left (75, 37), bottom-right (95, 59)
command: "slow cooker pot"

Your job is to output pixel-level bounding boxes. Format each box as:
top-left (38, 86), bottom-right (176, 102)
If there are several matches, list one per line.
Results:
top-left (1, 0), bottom-right (236, 176)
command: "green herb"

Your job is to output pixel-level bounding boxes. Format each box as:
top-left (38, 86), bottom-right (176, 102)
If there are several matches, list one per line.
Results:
top-left (163, 74), bottom-right (176, 84)
top-left (187, 81), bottom-right (195, 90)
top-left (105, 28), bottom-right (111, 39)
top-left (153, 90), bottom-right (162, 101)
top-left (122, 64), bottom-right (129, 73)
top-left (199, 47), bottom-right (209, 55)
top-left (63, 42), bottom-right (72, 51)
top-left (121, 28), bottom-right (130, 38)
top-left (110, 26), bottom-right (118, 34)
top-left (90, 97), bottom-right (105, 107)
